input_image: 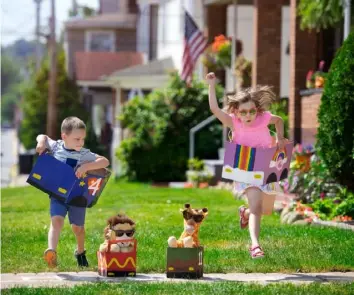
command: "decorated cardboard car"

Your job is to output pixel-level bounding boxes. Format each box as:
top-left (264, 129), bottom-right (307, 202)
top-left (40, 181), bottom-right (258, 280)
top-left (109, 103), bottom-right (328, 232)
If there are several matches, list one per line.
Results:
top-left (26, 154), bottom-right (110, 207)
top-left (222, 141), bottom-right (293, 185)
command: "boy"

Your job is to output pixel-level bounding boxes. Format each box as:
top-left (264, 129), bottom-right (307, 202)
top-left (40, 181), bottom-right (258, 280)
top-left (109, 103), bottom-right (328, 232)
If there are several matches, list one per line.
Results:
top-left (36, 116), bottom-right (110, 268)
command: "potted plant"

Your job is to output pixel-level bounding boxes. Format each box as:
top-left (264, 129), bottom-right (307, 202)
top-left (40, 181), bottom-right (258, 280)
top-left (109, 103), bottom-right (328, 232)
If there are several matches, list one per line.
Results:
top-left (234, 55), bottom-right (252, 92)
top-left (293, 144), bottom-right (315, 172)
top-left (306, 61), bottom-right (327, 89)
top-left (186, 158), bottom-right (212, 188)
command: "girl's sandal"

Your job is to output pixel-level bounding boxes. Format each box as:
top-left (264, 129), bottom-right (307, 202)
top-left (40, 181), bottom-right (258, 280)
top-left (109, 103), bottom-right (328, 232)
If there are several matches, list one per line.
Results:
top-left (249, 245), bottom-right (265, 259)
top-left (238, 206), bottom-right (249, 229)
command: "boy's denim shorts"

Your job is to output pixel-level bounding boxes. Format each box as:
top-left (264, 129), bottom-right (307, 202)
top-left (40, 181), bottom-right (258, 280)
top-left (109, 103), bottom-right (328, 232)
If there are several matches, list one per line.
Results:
top-left (50, 197), bottom-right (86, 226)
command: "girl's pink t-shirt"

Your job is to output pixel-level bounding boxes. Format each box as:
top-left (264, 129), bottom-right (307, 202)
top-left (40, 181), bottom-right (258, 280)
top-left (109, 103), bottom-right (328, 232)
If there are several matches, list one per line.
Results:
top-left (230, 111), bottom-right (273, 148)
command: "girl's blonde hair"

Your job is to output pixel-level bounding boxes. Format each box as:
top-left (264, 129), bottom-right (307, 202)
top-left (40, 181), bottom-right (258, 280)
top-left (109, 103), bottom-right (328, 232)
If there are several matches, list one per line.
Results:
top-left (224, 85), bottom-right (277, 114)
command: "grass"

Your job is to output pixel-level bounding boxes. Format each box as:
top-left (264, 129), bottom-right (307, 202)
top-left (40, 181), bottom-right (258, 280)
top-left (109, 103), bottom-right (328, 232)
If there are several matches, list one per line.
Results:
top-left (1, 180), bottom-right (354, 274)
top-left (2, 282), bottom-right (354, 295)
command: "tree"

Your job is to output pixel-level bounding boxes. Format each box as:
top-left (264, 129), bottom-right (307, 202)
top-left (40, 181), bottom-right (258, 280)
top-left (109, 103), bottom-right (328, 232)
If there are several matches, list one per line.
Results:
top-left (117, 73), bottom-right (224, 182)
top-left (298, 0), bottom-right (354, 31)
top-left (316, 31), bottom-right (354, 191)
top-left (69, 5), bottom-right (96, 17)
top-left (1, 54), bottom-right (21, 125)
top-left (20, 50), bottom-right (89, 150)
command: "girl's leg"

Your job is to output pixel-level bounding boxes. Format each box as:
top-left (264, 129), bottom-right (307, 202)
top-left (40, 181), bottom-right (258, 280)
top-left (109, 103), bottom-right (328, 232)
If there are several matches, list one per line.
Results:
top-left (246, 187), bottom-right (263, 249)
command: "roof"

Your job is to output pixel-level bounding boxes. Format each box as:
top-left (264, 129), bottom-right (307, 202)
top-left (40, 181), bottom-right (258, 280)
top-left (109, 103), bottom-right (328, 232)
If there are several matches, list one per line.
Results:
top-left (75, 51), bottom-right (144, 81)
top-left (107, 57), bottom-right (175, 78)
top-left (65, 13), bottom-right (137, 30)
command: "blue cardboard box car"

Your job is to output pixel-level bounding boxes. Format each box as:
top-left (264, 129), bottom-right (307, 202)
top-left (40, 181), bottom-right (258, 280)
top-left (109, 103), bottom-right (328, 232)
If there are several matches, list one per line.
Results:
top-left (26, 154), bottom-right (111, 207)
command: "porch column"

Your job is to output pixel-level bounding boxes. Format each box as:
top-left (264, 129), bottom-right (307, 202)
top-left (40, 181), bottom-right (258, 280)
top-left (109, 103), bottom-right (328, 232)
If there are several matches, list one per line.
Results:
top-left (111, 86), bottom-right (122, 177)
top-left (289, 0), bottom-right (317, 143)
top-left (252, 0), bottom-right (282, 96)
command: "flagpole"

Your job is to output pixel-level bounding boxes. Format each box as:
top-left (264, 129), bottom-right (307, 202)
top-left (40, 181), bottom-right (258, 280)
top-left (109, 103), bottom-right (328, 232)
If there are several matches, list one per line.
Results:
top-left (231, 0), bottom-right (238, 92)
top-left (223, 0), bottom-right (238, 147)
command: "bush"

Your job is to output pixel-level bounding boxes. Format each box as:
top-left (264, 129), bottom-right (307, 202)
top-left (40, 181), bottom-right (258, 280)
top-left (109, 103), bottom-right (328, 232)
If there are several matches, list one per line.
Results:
top-left (316, 31), bottom-right (354, 191)
top-left (269, 98), bottom-right (289, 139)
top-left (117, 73), bottom-right (224, 182)
top-left (333, 193), bottom-right (354, 219)
top-left (288, 155), bottom-right (341, 203)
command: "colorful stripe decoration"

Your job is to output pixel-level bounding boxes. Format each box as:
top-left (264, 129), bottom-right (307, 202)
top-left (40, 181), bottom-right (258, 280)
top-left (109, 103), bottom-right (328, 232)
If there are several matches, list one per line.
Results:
top-left (234, 145), bottom-right (256, 171)
top-left (272, 149), bottom-right (287, 162)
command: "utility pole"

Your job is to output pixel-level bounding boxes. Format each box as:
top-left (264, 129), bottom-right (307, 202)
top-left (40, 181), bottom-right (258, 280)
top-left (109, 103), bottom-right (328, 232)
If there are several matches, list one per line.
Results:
top-left (72, 0), bottom-right (79, 16)
top-left (47, 0), bottom-right (57, 137)
top-left (34, 0), bottom-right (42, 71)
top-left (344, 0), bottom-right (351, 40)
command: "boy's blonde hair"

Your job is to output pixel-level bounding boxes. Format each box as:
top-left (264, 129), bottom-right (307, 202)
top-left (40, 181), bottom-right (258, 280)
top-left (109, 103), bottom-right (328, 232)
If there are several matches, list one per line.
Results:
top-left (61, 117), bottom-right (86, 134)
top-left (224, 85), bottom-right (277, 113)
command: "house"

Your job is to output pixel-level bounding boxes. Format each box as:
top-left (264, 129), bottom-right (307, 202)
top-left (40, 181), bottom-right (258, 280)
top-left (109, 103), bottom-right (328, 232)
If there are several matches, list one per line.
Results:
top-left (133, 0), bottom-right (340, 143)
top-left (204, 0), bottom-right (339, 145)
top-left (102, 0), bottom-right (339, 175)
top-left (64, 0), bottom-right (144, 161)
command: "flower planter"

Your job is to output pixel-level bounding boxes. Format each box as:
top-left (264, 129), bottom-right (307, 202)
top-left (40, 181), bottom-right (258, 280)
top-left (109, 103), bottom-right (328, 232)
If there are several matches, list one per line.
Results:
top-left (295, 154), bottom-right (312, 172)
top-left (186, 170), bottom-right (212, 188)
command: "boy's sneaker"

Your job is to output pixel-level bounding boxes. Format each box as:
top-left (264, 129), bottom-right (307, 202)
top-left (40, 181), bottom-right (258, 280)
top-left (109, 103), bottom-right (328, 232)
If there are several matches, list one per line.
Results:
top-left (74, 249), bottom-right (89, 267)
top-left (44, 248), bottom-right (57, 268)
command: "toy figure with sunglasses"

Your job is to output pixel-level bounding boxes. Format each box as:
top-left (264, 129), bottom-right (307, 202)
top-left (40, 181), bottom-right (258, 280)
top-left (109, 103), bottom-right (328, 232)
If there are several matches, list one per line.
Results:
top-left (206, 72), bottom-right (286, 259)
top-left (99, 214), bottom-right (136, 253)
top-left (168, 204), bottom-right (208, 248)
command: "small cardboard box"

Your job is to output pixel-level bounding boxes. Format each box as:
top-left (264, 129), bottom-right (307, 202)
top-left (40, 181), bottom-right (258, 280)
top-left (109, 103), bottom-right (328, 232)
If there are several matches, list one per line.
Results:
top-left (97, 239), bottom-right (137, 277)
top-left (27, 154), bottom-right (110, 208)
top-left (166, 247), bottom-right (204, 279)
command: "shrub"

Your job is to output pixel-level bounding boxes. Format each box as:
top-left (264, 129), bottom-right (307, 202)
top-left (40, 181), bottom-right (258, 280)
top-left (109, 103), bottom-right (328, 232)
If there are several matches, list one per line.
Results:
top-left (117, 73), bottom-right (224, 182)
top-left (269, 98), bottom-right (289, 139)
top-left (316, 31), bottom-right (354, 191)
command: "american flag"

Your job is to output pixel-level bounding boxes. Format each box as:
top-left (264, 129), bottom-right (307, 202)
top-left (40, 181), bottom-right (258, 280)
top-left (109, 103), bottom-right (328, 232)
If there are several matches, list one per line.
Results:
top-left (181, 10), bottom-right (208, 83)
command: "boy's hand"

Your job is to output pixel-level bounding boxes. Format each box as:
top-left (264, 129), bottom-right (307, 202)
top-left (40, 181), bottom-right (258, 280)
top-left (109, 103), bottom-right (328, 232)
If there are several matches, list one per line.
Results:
top-left (36, 143), bottom-right (47, 155)
top-left (205, 72), bottom-right (216, 86)
top-left (75, 164), bottom-right (89, 178)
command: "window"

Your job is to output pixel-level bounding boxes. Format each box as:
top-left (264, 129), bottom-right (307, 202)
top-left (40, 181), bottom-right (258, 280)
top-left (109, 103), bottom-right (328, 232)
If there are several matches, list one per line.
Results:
top-left (85, 31), bottom-right (116, 52)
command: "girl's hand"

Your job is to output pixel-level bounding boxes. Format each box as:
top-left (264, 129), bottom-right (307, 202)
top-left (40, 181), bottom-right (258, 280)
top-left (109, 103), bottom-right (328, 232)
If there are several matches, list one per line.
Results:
top-left (205, 72), bottom-right (216, 86)
top-left (75, 164), bottom-right (88, 178)
top-left (277, 138), bottom-right (286, 149)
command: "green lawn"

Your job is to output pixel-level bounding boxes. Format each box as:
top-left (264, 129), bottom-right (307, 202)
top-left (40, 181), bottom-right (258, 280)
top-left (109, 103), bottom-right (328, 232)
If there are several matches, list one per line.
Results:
top-left (2, 282), bottom-right (354, 295)
top-left (1, 181), bottom-right (354, 274)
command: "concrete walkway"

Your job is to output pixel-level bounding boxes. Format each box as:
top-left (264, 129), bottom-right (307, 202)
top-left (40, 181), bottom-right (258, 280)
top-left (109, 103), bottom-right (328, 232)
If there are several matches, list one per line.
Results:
top-left (2, 272), bottom-right (354, 289)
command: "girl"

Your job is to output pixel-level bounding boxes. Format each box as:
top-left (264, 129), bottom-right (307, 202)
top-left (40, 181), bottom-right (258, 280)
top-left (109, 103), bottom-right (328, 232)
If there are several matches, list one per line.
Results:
top-left (206, 72), bottom-right (286, 259)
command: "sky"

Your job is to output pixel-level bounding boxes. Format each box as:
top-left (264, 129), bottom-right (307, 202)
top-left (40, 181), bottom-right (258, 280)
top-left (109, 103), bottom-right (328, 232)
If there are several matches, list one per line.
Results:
top-left (1, 0), bottom-right (99, 46)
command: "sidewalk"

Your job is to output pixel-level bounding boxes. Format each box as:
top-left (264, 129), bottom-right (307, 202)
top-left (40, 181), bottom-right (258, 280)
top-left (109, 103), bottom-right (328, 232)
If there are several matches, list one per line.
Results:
top-left (2, 272), bottom-right (354, 289)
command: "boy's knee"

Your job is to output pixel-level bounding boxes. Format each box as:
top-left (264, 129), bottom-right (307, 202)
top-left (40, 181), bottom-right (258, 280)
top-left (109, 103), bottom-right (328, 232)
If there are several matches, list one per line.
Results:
top-left (72, 224), bottom-right (85, 235)
top-left (51, 216), bottom-right (64, 230)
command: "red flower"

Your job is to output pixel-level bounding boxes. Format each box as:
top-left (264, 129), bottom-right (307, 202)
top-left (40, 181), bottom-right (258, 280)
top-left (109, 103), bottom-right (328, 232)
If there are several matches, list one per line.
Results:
top-left (306, 70), bottom-right (314, 80)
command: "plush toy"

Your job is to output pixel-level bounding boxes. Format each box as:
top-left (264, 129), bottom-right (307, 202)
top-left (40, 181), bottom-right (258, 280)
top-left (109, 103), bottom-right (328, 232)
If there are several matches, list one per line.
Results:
top-left (168, 203), bottom-right (208, 248)
top-left (99, 214), bottom-right (136, 253)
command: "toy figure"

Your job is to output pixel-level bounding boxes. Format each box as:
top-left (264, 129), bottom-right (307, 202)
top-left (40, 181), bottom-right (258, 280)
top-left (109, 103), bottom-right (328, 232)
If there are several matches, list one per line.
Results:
top-left (168, 204), bottom-right (208, 248)
top-left (99, 214), bottom-right (135, 253)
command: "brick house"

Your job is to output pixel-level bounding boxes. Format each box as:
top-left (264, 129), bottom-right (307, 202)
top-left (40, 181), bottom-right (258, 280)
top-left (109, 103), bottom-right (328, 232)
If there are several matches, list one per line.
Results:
top-left (64, 0), bottom-right (144, 160)
top-left (205, 0), bottom-right (340, 144)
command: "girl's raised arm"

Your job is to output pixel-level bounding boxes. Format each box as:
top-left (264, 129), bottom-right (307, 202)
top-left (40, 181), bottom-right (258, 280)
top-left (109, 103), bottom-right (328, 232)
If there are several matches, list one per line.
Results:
top-left (206, 72), bottom-right (233, 129)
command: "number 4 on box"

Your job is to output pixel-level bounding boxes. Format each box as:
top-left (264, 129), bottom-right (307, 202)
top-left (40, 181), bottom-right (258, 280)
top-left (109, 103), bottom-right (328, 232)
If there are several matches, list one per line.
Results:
top-left (88, 178), bottom-right (103, 196)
